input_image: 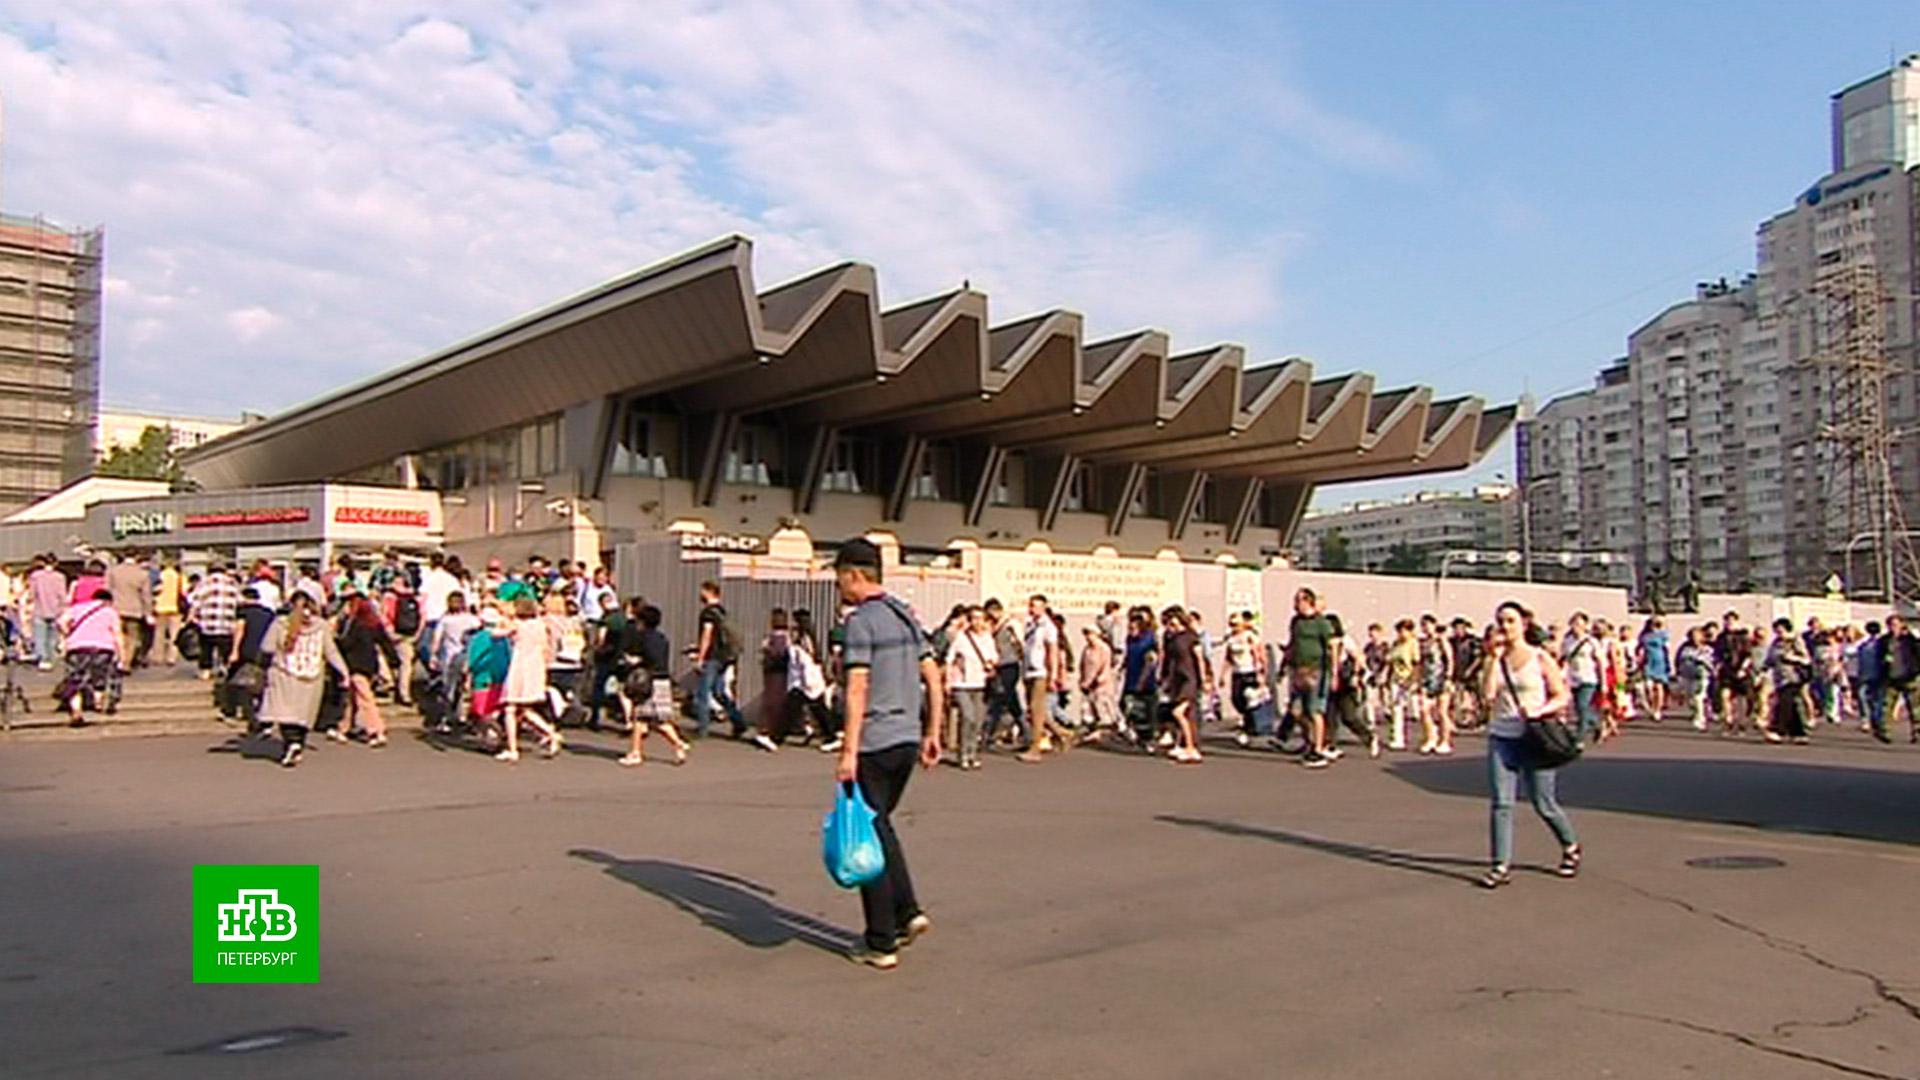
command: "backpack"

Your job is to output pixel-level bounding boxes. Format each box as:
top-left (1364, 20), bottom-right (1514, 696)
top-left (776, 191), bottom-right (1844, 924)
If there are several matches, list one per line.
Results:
top-left (709, 607), bottom-right (740, 664)
top-left (393, 595), bottom-right (422, 636)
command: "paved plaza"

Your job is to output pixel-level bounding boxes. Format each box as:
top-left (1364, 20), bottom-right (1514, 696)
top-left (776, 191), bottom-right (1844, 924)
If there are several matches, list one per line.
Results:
top-left (2, 722), bottom-right (1917, 1079)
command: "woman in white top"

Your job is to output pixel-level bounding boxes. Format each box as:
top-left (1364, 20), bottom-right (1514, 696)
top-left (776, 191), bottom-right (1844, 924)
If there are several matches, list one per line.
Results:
top-left (1477, 600), bottom-right (1581, 889)
top-left (495, 596), bottom-right (562, 763)
top-left (945, 605), bottom-right (997, 770)
top-left (1224, 611), bottom-right (1268, 747)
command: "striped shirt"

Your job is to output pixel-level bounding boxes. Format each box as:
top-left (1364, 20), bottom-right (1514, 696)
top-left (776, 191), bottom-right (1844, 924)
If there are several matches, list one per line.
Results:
top-left (190, 573), bottom-right (242, 636)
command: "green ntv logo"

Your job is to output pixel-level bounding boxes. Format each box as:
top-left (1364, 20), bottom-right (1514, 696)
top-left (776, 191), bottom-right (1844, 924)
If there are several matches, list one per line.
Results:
top-left (193, 865), bottom-right (319, 983)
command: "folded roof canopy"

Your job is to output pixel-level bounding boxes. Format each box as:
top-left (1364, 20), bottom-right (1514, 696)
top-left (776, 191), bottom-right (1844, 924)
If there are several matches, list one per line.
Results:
top-left (182, 235), bottom-right (1511, 493)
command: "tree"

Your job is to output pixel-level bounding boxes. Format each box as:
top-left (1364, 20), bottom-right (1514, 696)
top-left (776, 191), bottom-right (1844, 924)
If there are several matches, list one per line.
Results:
top-left (1381, 542), bottom-right (1429, 576)
top-left (97, 424), bottom-right (185, 484)
top-left (1318, 528), bottom-right (1351, 571)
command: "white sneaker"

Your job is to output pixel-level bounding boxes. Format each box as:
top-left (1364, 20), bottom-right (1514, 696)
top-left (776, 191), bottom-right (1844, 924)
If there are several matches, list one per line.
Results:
top-left (1235, 732), bottom-right (1251, 748)
top-left (818, 737), bottom-right (844, 754)
top-left (751, 733), bottom-right (779, 753)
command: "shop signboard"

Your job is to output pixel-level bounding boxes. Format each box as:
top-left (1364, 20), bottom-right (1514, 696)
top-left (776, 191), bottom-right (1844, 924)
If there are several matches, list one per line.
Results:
top-left (680, 532), bottom-right (766, 554)
top-left (110, 511), bottom-right (176, 540)
top-left (184, 507), bottom-right (311, 529)
top-left (334, 506), bottom-right (432, 529)
top-left (975, 549), bottom-right (1186, 615)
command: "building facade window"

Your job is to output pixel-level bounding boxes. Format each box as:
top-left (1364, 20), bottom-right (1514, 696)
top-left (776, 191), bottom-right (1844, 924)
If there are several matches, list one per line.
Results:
top-left (610, 406), bottom-right (679, 478)
top-left (912, 442), bottom-right (957, 502)
top-left (820, 434), bottom-right (879, 494)
top-left (724, 422), bottom-right (781, 487)
top-left (990, 451), bottom-right (1028, 508)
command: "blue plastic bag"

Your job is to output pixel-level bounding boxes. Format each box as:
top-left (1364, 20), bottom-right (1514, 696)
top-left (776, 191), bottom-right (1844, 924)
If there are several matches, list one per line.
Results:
top-left (822, 781), bottom-right (887, 889)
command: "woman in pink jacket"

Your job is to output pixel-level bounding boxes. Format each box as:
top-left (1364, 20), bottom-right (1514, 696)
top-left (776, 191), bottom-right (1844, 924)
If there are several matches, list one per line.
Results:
top-left (57, 585), bottom-right (122, 728)
top-left (1079, 624), bottom-right (1120, 738)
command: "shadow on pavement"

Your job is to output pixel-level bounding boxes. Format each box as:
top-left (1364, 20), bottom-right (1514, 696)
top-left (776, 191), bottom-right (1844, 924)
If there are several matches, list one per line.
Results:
top-left (569, 850), bottom-right (857, 955)
top-left (1155, 815), bottom-right (1486, 883)
top-left (1388, 756), bottom-right (1920, 846)
top-left (204, 731), bottom-right (283, 762)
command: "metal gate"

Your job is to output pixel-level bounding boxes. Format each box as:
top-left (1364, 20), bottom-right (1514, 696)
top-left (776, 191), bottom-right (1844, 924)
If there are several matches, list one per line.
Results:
top-left (614, 538), bottom-right (976, 710)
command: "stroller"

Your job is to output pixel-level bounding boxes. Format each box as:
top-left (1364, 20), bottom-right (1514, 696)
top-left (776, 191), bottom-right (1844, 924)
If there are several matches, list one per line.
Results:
top-left (420, 648), bottom-right (469, 734)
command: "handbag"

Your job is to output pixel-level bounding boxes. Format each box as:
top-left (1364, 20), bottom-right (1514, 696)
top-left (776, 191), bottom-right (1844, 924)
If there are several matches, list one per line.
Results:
top-left (1500, 655), bottom-right (1583, 769)
top-left (175, 622), bottom-right (203, 663)
top-left (821, 781), bottom-right (887, 889)
top-left (227, 660), bottom-right (266, 693)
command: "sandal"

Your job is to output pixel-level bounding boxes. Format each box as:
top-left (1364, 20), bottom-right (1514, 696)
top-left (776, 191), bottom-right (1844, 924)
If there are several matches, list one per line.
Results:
top-left (542, 733), bottom-right (564, 759)
top-left (1557, 845), bottom-right (1582, 879)
top-left (1480, 865), bottom-right (1512, 889)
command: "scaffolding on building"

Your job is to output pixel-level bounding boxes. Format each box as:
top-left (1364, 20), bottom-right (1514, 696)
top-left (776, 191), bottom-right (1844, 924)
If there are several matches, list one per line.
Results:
top-left (0, 212), bottom-right (104, 514)
top-left (1805, 261), bottom-right (1920, 605)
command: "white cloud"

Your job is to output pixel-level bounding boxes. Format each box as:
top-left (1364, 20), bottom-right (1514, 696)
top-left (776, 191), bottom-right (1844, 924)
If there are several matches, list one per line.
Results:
top-left (0, 1), bottom-right (1415, 414)
top-left (224, 305), bottom-right (282, 343)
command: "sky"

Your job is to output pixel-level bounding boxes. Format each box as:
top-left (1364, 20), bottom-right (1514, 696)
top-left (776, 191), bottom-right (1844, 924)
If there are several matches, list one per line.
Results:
top-left (0, 1), bottom-right (1913, 507)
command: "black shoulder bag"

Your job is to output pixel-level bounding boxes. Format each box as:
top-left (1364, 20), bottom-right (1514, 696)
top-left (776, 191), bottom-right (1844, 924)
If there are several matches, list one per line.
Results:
top-left (1500, 654), bottom-right (1583, 769)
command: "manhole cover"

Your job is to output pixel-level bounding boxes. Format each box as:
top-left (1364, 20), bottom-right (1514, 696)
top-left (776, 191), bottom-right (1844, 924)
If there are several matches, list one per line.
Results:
top-left (1685, 855), bottom-right (1787, 870)
top-left (167, 1027), bottom-right (346, 1056)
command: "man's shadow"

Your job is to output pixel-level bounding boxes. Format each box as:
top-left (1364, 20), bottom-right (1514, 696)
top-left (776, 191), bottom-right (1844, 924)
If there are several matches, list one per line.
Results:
top-left (1156, 815), bottom-right (1489, 883)
top-left (569, 850), bottom-right (858, 955)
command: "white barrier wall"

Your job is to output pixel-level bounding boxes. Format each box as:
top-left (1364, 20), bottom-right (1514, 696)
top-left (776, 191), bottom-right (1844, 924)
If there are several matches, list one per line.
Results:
top-left (1252, 569), bottom-right (1631, 635)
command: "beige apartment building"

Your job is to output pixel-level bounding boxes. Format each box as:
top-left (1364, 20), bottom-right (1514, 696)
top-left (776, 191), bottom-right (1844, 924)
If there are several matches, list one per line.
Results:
top-left (1293, 485), bottom-right (1515, 573)
top-left (0, 213), bottom-right (101, 515)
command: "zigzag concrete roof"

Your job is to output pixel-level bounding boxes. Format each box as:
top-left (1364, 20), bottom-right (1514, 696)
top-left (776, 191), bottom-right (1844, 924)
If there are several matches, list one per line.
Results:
top-left (182, 235), bottom-right (1511, 491)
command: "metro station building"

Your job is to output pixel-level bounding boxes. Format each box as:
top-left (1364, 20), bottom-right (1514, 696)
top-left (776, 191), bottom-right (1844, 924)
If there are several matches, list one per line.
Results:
top-left (165, 236), bottom-right (1509, 577)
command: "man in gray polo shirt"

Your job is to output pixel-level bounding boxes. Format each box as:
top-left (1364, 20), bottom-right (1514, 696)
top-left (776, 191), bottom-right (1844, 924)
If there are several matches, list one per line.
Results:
top-left (834, 538), bottom-right (944, 970)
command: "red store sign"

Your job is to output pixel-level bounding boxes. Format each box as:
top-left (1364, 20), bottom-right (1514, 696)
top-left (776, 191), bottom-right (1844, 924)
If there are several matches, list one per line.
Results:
top-left (334, 506), bottom-right (432, 529)
top-left (183, 507), bottom-right (312, 529)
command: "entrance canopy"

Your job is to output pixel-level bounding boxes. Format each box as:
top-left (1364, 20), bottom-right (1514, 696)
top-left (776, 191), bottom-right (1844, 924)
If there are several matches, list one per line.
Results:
top-left (181, 236), bottom-right (1513, 499)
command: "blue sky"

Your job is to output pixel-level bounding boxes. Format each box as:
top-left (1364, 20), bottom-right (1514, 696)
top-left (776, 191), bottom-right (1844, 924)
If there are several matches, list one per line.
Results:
top-left (0, 1), bottom-right (1911, 505)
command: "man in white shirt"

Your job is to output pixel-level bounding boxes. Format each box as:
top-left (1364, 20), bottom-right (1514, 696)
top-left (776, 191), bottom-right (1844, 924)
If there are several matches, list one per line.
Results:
top-left (1018, 594), bottom-right (1066, 763)
top-left (580, 566), bottom-right (618, 623)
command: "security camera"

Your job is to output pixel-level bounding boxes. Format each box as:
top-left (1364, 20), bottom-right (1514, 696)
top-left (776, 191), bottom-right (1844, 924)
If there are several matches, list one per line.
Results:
top-left (544, 498), bottom-right (573, 517)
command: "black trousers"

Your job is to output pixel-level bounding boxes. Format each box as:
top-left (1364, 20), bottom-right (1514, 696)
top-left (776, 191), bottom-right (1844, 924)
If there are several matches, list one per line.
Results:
top-left (984, 664), bottom-right (1026, 743)
top-left (856, 743), bottom-right (922, 952)
top-left (198, 632), bottom-right (233, 675)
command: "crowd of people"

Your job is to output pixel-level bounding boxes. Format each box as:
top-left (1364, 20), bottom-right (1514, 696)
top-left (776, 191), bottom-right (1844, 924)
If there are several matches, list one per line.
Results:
top-left (12, 543), bottom-right (1918, 967)
top-left (11, 547), bottom-right (1917, 762)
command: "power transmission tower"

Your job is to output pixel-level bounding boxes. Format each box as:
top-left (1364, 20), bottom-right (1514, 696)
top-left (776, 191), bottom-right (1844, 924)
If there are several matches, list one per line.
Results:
top-left (1805, 262), bottom-right (1920, 605)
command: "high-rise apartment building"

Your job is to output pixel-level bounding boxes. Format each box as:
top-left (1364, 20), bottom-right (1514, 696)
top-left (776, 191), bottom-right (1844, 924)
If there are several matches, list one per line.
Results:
top-left (1758, 159), bottom-right (1918, 593)
top-left (1523, 58), bottom-right (1920, 597)
top-left (0, 213), bottom-right (103, 514)
top-left (1832, 54), bottom-right (1920, 172)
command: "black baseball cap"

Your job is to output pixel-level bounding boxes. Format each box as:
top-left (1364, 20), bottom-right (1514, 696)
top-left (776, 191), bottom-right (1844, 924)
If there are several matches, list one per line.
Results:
top-left (833, 538), bottom-right (883, 572)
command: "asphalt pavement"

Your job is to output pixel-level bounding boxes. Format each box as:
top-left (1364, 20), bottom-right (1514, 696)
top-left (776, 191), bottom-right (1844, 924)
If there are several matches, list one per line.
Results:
top-left (1, 718), bottom-right (1917, 1079)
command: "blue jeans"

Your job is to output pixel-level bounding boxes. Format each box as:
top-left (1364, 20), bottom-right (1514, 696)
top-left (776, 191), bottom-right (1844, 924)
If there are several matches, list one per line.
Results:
top-left (1488, 735), bottom-right (1577, 868)
top-left (693, 659), bottom-right (744, 737)
top-left (1570, 683), bottom-right (1600, 742)
top-left (1860, 683), bottom-right (1886, 736)
top-left (33, 616), bottom-right (58, 664)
